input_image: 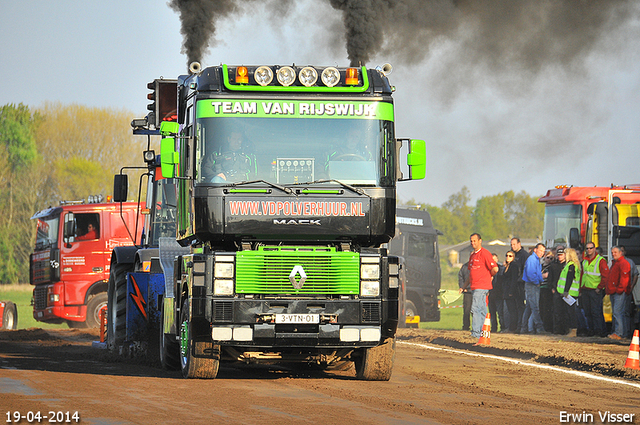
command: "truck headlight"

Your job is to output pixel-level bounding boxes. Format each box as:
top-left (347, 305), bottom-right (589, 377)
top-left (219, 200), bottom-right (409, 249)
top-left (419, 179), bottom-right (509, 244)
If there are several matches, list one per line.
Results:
top-left (276, 66), bottom-right (296, 86)
top-left (214, 262), bottom-right (234, 278)
top-left (361, 281), bottom-right (380, 297)
top-left (214, 279), bottom-right (234, 296)
top-left (360, 264), bottom-right (380, 280)
top-left (321, 67), bottom-right (340, 87)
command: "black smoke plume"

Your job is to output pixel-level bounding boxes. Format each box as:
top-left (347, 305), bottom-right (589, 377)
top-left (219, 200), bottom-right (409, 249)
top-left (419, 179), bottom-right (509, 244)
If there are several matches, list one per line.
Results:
top-left (169, 0), bottom-right (638, 75)
top-left (327, 0), bottom-right (638, 70)
top-left (168, 0), bottom-right (239, 69)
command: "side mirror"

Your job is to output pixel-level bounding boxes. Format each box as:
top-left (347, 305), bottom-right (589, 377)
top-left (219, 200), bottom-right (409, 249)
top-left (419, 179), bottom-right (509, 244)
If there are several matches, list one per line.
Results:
top-left (63, 212), bottom-right (75, 247)
top-left (407, 139), bottom-right (426, 180)
top-left (569, 227), bottom-right (581, 249)
top-left (113, 174), bottom-right (128, 203)
top-left (160, 121), bottom-right (180, 179)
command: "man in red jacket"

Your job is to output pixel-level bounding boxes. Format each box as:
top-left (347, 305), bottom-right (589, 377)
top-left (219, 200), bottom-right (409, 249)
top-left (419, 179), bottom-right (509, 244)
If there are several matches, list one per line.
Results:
top-left (607, 246), bottom-right (630, 340)
top-left (460, 233), bottom-right (498, 339)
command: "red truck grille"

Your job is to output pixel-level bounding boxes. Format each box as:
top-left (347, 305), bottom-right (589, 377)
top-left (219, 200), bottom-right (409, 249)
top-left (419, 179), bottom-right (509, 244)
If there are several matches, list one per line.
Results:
top-left (31, 251), bottom-right (51, 285)
top-left (33, 286), bottom-right (48, 310)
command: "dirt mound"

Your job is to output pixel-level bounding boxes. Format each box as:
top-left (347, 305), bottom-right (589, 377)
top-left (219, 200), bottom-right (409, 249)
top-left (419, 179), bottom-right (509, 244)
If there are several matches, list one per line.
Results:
top-left (397, 328), bottom-right (640, 381)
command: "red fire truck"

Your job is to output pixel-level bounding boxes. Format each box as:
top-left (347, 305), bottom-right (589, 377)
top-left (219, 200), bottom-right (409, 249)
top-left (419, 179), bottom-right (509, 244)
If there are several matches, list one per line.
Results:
top-left (30, 198), bottom-right (142, 328)
top-left (539, 185), bottom-right (640, 324)
top-left (539, 185), bottom-right (640, 259)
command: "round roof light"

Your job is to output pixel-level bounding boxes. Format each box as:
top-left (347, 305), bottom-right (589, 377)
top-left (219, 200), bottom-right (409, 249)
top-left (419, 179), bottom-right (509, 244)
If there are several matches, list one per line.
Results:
top-left (254, 66), bottom-right (274, 86)
top-left (276, 66), bottom-right (296, 86)
top-left (321, 67), bottom-right (340, 87)
top-left (299, 67), bottom-right (318, 87)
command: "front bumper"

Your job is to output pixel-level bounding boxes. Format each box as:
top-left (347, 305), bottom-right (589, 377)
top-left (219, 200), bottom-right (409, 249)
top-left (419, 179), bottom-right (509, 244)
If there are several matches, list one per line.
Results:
top-left (193, 297), bottom-right (396, 348)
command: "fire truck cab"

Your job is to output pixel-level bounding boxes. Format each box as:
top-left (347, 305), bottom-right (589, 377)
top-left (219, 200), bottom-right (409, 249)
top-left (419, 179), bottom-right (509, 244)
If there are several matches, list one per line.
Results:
top-left (30, 198), bottom-right (141, 328)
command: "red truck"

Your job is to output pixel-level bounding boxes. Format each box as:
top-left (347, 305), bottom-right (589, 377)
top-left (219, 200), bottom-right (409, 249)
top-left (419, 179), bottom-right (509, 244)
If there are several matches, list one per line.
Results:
top-left (30, 198), bottom-right (142, 328)
top-left (539, 185), bottom-right (640, 256)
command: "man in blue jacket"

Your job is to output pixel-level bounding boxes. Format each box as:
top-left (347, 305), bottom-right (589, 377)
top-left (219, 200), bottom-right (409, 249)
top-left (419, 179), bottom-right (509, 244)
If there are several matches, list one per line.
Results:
top-left (520, 243), bottom-right (546, 334)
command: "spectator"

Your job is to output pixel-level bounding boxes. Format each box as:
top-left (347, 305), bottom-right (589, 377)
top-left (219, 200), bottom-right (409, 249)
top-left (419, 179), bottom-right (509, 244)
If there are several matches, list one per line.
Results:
top-left (511, 237), bottom-right (529, 332)
top-left (540, 249), bottom-right (555, 333)
top-left (550, 247), bottom-right (569, 334)
top-left (521, 243), bottom-right (546, 334)
top-left (460, 233), bottom-right (498, 340)
top-left (500, 250), bottom-right (521, 333)
top-left (607, 246), bottom-right (631, 340)
top-left (554, 248), bottom-right (582, 336)
top-left (488, 253), bottom-right (505, 332)
top-left (580, 242), bottom-right (609, 337)
top-left (458, 261), bottom-right (472, 331)
top-left (632, 260), bottom-right (640, 333)
top-left (620, 246), bottom-right (638, 338)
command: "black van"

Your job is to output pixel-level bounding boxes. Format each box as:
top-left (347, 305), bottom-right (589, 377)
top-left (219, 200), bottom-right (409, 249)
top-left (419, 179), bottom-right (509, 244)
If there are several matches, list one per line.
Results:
top-left (388, 208), bottom-right (442, 323)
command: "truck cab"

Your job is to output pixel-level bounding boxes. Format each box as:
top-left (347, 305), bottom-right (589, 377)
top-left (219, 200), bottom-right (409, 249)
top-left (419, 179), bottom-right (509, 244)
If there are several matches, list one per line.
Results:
top-left (388, 207), bottom-right (442, 323)
top-left (157, 63), bottom-right (426, 380)
top-left (30, 199), bottom-right (140, 327)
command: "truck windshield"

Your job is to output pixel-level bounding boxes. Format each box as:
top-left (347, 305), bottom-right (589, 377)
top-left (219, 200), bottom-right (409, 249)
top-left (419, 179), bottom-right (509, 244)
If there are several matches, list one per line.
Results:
top-left (196, 116), bottom-right (395, 187)
top-left (35, 216), bottom-right (59, 249)
top-left (543, 204), bottom-right (582, 246)
top-left (149, 178), bottom-right (177, 246)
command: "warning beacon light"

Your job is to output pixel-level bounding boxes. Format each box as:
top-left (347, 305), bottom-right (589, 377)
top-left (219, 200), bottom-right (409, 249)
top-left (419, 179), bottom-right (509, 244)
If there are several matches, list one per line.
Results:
top-left (345, 68), bottom-right (359, 85)
top-left (236, 66), bottom-right (249, 84)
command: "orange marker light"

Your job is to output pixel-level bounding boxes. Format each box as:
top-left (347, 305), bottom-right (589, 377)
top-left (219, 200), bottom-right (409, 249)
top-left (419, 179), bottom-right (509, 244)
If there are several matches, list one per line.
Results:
top-left (345, 67), bottom-right (359, 85)
top-left (236, 66), bottom-right (249, 84)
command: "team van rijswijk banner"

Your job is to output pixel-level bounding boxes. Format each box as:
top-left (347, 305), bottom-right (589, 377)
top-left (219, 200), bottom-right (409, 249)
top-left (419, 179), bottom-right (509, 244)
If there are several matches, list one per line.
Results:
top-left (196, 99), bottom-right (394, 121)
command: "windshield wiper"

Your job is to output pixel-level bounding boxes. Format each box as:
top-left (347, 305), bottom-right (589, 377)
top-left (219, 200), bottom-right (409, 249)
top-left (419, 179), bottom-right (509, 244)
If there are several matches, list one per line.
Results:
top-left (292, 179), bottom-right (370, 197)
top-left (221, 179), bottom-right (294, 195)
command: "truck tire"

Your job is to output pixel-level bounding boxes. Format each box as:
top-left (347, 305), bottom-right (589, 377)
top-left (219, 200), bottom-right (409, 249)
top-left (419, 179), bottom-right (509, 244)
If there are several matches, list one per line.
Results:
top-left (1, 301), bottom-right (18, 330)
top-left (404, 300), bottom-right (418, 317)
top-left (354, 337), bottom-right (396, 381)
top-left (85, 293), bottom-right (108, 329)
top-left (160, 298), bottom-right (180, 370)
top-left (107, 262), bottom-right (131, 351)
top-left (179, 297), bottom-right (219, 379)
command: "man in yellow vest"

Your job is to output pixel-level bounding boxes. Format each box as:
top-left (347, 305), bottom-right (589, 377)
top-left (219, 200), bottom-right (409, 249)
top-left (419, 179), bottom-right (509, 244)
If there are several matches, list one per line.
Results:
top-left (581, 242), bottom-right (609, 337)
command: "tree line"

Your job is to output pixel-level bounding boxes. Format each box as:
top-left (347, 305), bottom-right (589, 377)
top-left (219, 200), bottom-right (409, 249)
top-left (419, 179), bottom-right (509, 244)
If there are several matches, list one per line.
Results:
top-left (0, 103), bottom-right (151, 284)
top-left (405, 186), bottom-right (544, 246)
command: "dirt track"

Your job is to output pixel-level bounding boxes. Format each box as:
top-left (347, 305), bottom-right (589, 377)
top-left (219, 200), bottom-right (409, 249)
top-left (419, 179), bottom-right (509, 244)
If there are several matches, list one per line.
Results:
top-left (1, 328), bottom-right (639, 424)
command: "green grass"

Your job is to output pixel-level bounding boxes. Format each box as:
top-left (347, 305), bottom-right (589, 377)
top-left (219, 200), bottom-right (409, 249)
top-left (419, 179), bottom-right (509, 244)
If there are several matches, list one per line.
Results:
top-left (420, 307), bottom-right (462, 330)
top-left (0, 284), bottom-right (68, 330)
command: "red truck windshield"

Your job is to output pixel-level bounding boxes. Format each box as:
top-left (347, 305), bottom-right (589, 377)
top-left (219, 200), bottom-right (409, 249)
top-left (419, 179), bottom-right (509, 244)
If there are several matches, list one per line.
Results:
top-left (35, 216), bottom-right (59, 249)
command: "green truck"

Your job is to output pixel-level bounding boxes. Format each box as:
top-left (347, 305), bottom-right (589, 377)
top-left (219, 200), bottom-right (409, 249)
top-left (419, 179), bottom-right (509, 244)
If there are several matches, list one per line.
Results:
top-left (113, 63), bottom-right (426, 381)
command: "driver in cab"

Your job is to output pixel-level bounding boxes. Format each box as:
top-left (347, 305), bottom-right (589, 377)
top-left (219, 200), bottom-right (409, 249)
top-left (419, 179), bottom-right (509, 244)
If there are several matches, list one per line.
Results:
top-left (325, 136), bottom-right (373, 168)
top-left (202, 131), bottom-right (257, 183)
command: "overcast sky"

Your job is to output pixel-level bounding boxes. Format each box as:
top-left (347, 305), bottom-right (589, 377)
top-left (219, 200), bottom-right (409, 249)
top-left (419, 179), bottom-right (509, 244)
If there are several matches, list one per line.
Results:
top-left (1, 1), bottom-right (639, 207)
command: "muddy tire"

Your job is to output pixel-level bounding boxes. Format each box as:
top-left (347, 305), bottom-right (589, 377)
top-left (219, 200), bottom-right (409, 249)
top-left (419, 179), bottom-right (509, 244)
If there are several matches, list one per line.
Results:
top-left (85, 292), bottom-right (108, 329)
top-left (107, 262), bottom-right (132, 351)
top-left (179, 297), bottom-right (219, 379)
top-left (354, 337), bottom-right (396, 381)
top-left (1, 301), bottom-right (18, 330)
top-left (404, 300), bottom-right (418, 317)
top-left (159, 297), bottom-right (180, 370)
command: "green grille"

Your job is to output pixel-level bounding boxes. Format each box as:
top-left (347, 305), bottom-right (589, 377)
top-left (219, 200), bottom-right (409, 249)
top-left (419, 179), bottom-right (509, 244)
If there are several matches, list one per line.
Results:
top-left (236, 246), bottom-right (359, 295)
